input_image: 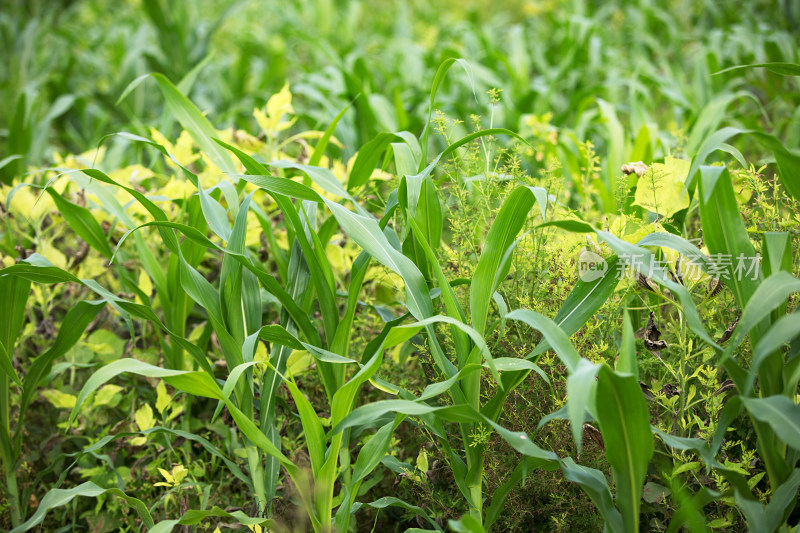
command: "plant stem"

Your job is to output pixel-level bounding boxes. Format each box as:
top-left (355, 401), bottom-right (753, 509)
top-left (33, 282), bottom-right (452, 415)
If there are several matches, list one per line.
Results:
top-left (246, 446), bottom-right (268, 510)
top-left (5, 464), bottom-right (21, 527)
top-left (469, 481), bottom-right (483, 522)
top-left (1, 377), bottom-right (21, 527)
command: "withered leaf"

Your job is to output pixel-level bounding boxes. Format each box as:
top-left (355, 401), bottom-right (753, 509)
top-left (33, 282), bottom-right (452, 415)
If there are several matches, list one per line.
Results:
top-left (708, 278), bottom-right (725, 297)
top-left (659, 383), bottom-right (679, 397)
top-left (639, 380), bottom-right (654, 399)
top-left (643, 311), bottom-right (667, 352)
top-left (714, 379), bottom-right (735, 396)
top-left (582, 423), bottom-right (605, 449)
top-left (718, 313), bottom-right (740, 344)
top-left (637, 273), bottom-right (656, 293)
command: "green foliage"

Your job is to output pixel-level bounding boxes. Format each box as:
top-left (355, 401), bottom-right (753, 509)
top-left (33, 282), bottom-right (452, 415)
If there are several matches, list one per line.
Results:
top-left (2, 0), bottom-right (800, 532)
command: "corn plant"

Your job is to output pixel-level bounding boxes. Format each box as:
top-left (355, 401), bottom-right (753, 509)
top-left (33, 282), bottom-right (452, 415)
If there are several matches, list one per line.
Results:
top-left (1, 64), bottom-right (530, 531)
top-left (2, 8), bottom-right (800, 526)
top-left (533, 156), bottom-right (800, 531)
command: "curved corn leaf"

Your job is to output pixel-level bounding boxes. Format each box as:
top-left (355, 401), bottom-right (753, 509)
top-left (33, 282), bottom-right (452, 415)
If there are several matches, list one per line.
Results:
top-left (713, 62), bottom-right (800, 76)
top-left (45, 188), bottom-right (113, 258)
top-left (595, 366), bottom-right (653, 532)
top-left (561, 458), bottom-right (623, 533)
top-left (9, 482), bottom-right (154, 533)
top-left (471, 186), bottom-right (543, 337)
top-left (151, 73), bottom-right (235, 175)
top-left (742, 396), bottom-right (800, 451)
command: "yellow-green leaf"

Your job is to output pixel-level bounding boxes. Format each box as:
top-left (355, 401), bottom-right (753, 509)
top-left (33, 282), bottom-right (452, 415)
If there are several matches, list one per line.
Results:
top-left (92, 384), bottom-right (123, 408)
top-left (155, 382), bottom-right (171, 413)
top-left (416, 449), bottom-right (429, 473)
top-left (42, 390), bottom-right (77, 409)
top-left (633, 157), bottom-right (691, 218)
top-left (135, 404), bottom-right (155, 431)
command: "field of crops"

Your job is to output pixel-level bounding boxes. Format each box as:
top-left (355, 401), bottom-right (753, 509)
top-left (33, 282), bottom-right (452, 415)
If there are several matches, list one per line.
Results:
top-left (2, 0), bottom-right (800, 531)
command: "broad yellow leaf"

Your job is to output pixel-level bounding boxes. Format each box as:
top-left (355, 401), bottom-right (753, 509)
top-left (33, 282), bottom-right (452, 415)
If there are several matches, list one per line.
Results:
top-left (135, 404), bottom-right (155, 431)
top-left (286, 350), bottom-right (312, 377)
top-left (633, 157), bottom-right (691, 218)
top-left (416, 449), bottom-right (429, 473)
top-left (42, 390), bottom-right (77, 409)
top-left (254, 82), bottom-right (296, 135)
top-left (156, 382), bottom-right (171, 413)
top-left (171, 465), bottom-right (188, 485)
top-left (157, 467), bottom-right (174, 484)
top-left (92, 384), bottom-right (123, 408)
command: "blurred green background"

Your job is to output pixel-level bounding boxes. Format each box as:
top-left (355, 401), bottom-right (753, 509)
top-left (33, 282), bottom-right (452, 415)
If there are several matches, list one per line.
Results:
top-left (1, 0), bottom-right (797, 181)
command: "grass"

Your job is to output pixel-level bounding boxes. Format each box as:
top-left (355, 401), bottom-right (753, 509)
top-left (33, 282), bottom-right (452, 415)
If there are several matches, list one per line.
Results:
top-left (1, 0), bottom-right (800, 531)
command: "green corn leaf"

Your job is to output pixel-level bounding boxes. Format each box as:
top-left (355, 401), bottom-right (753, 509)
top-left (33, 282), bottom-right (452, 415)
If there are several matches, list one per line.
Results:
top-left (595, 366), bottom-right (653, 533)
top-left (636, 233), bottom-right (713, 274)
top-left (529, 254), bottom-right (620, 358)
top-left (348, 132), bottom-right (402, 190)
top-left (0, 275), bottom-right (30, 386)
top-left (233, 172), bottom-right (323, 202)
top-left (418, 57), bottom-right (475, 168)
top-left (449, 514), bottom-right (487, 533)
top-left (597, 99), bottom-right (625, 209)
top-left (351, 420), bottom-right (397, 485)
top-left (268, 160), bottom-right (351, 200)
top-left (686, 93), bottom-right (755, 157)
top-left (151, 73), bottom-right (235, 175)
top-left (742, 396), bottom-right (800, 451)
top-left (284, 378), bottom-right (326, 476)
top-left (762, 233), bottom-right (793, 278)
top-left (594, 231), bottom-right (720, 351)
top-left (536, 219), bottom-right (595, 233)
top-left (747, 312), bottom-right (800, 395)
top-left (506, 309), bottom-right (580, 372)
top-left (330, 251), bottom-right (372, 357)
top-left (0, 341), bottom-right (20, 388)
top-left (325, 200), bottom-right (433, 321)
top-left (356, 496), bottom-right (444, 532)
top-left (617, 311), bottom-right (638, 379)
top-left (471, 186), bottom-right (543, 337)
top-left (415, 176), bottom-right (443, 253)
top-left (68, 359), bottom-right (223, 425)
top-left (45, 188), bottom-right (113, 259)
top-left (763, 469), bottom-right (800, 532)
top-left (392, 141), bottom-right (418, 178)
top-left (309, 101), bottom-right (351, 166)
top-left (115, 73), bottom-right (150, 106)
top-left (697, 166), bottom-right (761, 308)
top-left (713, 62), bottom-right (800, 76)
top-left (0, 263), bottom-right (82, 284)
top-left (149, 508), bottom-right (272, 532)
top-left (257, 324), bottom-right (305, 351)
top-left (9, 482), bottom-right (154, 533)
top-left (685, 127), bottom-right (745, 192)
top-left (561, 458), bottom-right (624, 533)
top-left (219, 361), bottom-right (261, 402)
top-left (220, 193), bottom-right (261, 342)
top-left (566, 359), bottom-right (600, 452)
top-left (724, 272), bottom-right (800, 359)
top-left (335, 400), bottom-right (558, 464)
top-left (406, 213), bottom-right (469, 358)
